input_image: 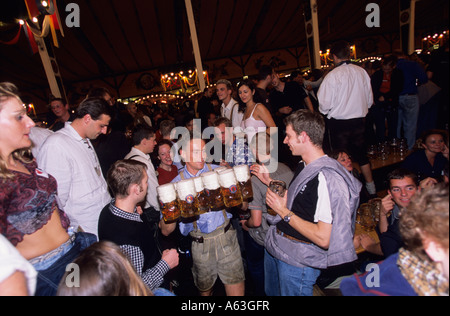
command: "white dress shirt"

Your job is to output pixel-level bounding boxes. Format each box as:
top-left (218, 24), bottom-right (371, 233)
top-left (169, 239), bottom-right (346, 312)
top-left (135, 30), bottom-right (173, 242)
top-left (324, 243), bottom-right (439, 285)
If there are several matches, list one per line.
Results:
top-left (125, 147), bottom-right (160, 211)
top-left (37, 123), bottom-right (111, 236)
top-left (318, 63), bottom-right (373, 120)
top-left (221, 98), bottom-right (244, 129)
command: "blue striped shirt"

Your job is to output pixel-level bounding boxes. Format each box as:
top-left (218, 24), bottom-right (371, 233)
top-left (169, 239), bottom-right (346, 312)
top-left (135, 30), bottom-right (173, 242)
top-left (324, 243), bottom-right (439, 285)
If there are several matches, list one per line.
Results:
top-left (171, 164), bottom-right (232, 236)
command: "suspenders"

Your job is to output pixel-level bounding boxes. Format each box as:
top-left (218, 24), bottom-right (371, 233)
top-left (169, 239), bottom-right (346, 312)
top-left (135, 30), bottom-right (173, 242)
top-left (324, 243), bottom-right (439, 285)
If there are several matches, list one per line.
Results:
top-left (179, 164), bottom-right (227, 232)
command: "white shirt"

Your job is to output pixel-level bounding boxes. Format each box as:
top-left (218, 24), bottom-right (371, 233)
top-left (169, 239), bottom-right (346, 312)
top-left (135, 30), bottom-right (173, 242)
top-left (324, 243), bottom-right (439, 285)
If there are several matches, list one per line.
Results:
top-left (0, 234), bottom-right (37, 296)
top-left (221, 98), bottom-right (244, 129)
top-left (318, 63), bottom-right (373, 120)
top-left (125, 147), bottom-right (160, 211)
top-left (29, 126), bottom-right (53, 158)
top-left (37, 123), bottom-right (111, 236)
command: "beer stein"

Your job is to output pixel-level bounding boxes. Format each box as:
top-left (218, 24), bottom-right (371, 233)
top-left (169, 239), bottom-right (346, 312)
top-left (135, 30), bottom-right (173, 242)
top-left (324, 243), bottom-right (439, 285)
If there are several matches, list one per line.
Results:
top-left (359, 203), bottom-right (376, 232)
top-left (368, 198), bottom-right (382, 223)
top-left (267, 180), bottom-right (287, 216)
top-left (192, 176), bottom-right (211, 215)
top-left (176, 179), bottom-right (200, 223)
top-left (201, 171), bottom-right (225, 211)
top-left (214, 166), bottom-right (228, 174)
top-left (157, 183), bottom-right (180, 224)
top-left (218, 169), bottom-right (243, 208)
top-left (233, 164), bottom-right (253, 201)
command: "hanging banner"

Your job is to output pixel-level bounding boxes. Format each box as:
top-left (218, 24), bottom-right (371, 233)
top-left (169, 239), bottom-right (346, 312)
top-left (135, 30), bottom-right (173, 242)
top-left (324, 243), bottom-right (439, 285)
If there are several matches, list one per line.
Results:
top-left (23, 23), bottom-right (39, 54)
top-left (24, 0), bottom-right (40, 20)
top-left (0, 25), bottom-right (23, 45)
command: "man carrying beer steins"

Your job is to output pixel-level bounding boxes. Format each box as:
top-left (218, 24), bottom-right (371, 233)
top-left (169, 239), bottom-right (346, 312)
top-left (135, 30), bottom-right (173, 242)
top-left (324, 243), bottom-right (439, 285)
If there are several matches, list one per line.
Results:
top-left (171, 134), bottom-right (245, 296)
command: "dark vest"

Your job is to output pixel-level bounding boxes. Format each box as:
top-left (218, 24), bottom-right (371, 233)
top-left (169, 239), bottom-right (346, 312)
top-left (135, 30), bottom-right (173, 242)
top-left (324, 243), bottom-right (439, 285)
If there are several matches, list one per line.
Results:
top-left (98, 204), bottom-right (161, 272)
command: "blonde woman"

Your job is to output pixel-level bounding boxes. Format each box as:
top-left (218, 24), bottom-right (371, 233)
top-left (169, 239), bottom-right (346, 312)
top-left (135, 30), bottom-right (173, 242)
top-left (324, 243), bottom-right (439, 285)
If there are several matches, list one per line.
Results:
top-left (57, 241), bottom-right (173, 296)
top-left (0, 82), bottom-right (96, 296)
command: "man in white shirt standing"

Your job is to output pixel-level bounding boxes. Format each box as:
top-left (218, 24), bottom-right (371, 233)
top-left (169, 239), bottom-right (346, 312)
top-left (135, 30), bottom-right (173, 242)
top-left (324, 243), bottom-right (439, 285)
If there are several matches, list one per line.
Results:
top-left (217, 79), bottom-right (243, 130)
top-left (37, 98), bottom-right (112, 236)
top-left (124, 126), bottom-right (160, 215)
top-left (318, 40), bottom-right (377, 197)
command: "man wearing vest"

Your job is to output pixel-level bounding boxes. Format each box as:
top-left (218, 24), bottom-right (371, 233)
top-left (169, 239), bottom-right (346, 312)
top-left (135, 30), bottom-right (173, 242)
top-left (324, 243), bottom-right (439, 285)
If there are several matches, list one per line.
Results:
top-left (98, 160), bottom-right (179, 292)
top-left (256, 110), bottom-right (362, 296)
top-left (172, 136), bottom-right (245, 296)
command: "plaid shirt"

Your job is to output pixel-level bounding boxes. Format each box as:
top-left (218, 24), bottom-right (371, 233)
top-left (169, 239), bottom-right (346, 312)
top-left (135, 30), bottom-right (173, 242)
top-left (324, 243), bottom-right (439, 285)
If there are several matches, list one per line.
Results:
top-left (109, 202), bottom-right (169, 291)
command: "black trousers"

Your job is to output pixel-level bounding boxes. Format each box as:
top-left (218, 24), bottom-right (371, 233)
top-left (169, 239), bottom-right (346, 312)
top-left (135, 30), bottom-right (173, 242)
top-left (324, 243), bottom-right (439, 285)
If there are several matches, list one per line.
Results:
top-left (325, 117), bottom-right (370, 167)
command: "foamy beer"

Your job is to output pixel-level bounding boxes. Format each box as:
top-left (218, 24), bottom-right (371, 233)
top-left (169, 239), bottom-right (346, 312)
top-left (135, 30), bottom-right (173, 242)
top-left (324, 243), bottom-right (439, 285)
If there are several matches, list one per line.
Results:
top-left (157, 183), bottom-right (180, 224)
top-left (218, 169), bottom-right (243, 208)
top-left (192, 176), bottom-right (210, 214)
top-left (233, 164), bottom-right (253, 201)
top-left (214, 166), bottom-right (228, 174)
top-left (201, 171), bottom-right (225, 211)
top-left (176, 179), bottom-right (200, 223)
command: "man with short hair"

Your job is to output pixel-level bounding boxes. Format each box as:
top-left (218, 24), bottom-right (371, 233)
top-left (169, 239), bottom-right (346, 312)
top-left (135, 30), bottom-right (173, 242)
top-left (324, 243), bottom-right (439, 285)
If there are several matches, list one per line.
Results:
top-left (172, 136), bottom-right (245, 296)
top-left (98, 160), bottom-right (179, 292)
top-left (49, 98), bottom-right (76, 132)
top-left (37, 98), bottom-right (112, 236)
top-left (357, 168), bottom-right (422, 258)
top-left (125, 126), bottom-right (159, 210)
top-left (318, 40), bottom-right (377, 197)
top-left (258, 110), bottom-right (362, 296)
top-left (213, 117), bottom-right (253, 168)
top-left (255, 65), bottom-right (274, 114)
top-left (217, 79), bottom-right (243, 129)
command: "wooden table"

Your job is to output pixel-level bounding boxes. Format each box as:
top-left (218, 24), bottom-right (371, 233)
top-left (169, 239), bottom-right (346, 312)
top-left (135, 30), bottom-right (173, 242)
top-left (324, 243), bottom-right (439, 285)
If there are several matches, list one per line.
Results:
top-left (354, 223), bottom-right (380, 255)
top-left (369, 152), bottom-right (410, 170)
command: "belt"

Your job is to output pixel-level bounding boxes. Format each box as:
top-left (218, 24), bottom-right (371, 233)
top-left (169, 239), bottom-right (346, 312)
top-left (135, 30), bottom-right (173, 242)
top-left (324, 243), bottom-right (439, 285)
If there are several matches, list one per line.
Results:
top-left (191, 221), bottom-right (232, 243)
top-left (276, 228), bottom-right (312, 245)
top-left (29, 233), bottom-right (77, 265)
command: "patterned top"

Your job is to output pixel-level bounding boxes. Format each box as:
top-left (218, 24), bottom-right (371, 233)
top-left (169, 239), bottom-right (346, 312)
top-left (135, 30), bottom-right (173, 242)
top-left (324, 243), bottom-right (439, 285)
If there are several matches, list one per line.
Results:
top-left (0, 161), bottom-right (70, 246)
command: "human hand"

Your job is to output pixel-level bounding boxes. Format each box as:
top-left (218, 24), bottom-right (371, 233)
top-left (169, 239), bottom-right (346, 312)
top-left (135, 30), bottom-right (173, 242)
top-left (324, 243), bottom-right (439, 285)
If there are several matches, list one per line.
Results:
top-left (266, 188), bottom-right (288, 216)
top-left (279, 106), bottom-right (293, 115)
top-left (381, 194), bottom-right (394, 217)
top-left (250, 164), bottom-right (272, 186)
top-left (353, 235), bottom-right (361, 249)
top-left (419, 177), bottom-right (438, 190)
top-left (360, 234), bottom-right (377, 250)
top-left (162, 249), bottom-right (179, 269)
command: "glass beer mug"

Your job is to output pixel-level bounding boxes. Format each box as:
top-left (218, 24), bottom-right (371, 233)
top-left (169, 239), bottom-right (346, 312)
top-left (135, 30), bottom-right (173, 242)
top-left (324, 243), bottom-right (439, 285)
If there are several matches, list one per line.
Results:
top-left (218, 169), bottom-right (243, 208)
top-left (192, 176), bottom-right (211, 215)
top-left (233, 164), bottom-right (253, 201)
top-left (201, 171), bottom-right (225, 212)
top-left (176, 179), bottom-right (200, 223)
top-left (267, 180), bottom-right (287, 216)
top-left (157, 183), bottom-right (180, 224)
top-left (359, 203), bottom-right (376, 232)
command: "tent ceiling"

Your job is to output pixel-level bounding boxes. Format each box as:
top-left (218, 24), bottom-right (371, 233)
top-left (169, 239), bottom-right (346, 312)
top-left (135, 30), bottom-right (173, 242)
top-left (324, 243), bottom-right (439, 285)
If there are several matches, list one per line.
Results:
top-left (0, 0), bottom-right (448, 95)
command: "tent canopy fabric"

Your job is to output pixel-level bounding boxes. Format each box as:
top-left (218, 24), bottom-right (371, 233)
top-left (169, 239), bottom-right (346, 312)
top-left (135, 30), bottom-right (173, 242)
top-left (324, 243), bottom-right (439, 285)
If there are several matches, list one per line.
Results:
top-left (0, 0), bottom-right (448, 96)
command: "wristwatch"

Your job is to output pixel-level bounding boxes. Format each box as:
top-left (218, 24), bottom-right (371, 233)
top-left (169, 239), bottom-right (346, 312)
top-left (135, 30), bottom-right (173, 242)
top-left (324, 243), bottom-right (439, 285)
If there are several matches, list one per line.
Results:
top-left (284, 212), bottom-right (295, 223)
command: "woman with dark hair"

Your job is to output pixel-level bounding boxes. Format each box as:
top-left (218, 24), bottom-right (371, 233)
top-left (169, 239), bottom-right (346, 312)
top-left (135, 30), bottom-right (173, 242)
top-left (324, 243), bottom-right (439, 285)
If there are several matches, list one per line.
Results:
top-left (156, 139), bottom-right (178, 185)
top-left (238, 79), bottom-right (276, 144)
top-left (402, 129), bottom-right (449, 181)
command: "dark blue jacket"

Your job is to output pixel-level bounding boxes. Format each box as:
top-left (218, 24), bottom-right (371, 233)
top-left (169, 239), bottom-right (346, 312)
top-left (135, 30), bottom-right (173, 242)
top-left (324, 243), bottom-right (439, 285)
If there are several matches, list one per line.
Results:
top-left (340, 252), bottom-right (417, 296)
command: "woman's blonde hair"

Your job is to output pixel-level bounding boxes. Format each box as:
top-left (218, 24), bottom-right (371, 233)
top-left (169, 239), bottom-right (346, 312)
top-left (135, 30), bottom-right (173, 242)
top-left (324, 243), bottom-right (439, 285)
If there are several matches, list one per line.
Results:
top-left (400, 183), bottom-right (449, 261)
top-left (57, 241), bottom-right (154, 296)
top-left (0, 82), bottom-right (32, 180)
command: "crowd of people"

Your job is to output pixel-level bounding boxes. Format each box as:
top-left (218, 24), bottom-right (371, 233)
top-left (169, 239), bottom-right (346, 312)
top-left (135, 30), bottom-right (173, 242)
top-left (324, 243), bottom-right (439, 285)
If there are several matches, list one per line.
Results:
top-left (1, 40), bottom-right (449, 296)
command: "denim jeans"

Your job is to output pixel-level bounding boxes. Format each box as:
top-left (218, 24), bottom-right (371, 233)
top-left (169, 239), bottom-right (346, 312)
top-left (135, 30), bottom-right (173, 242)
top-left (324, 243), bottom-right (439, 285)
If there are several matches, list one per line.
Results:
top-left (32, 232), bottom-right (97, 296)
top-left (264, 250), bottom-right (321, 296)
top-left (397, 94), bottom-right (420, 150)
